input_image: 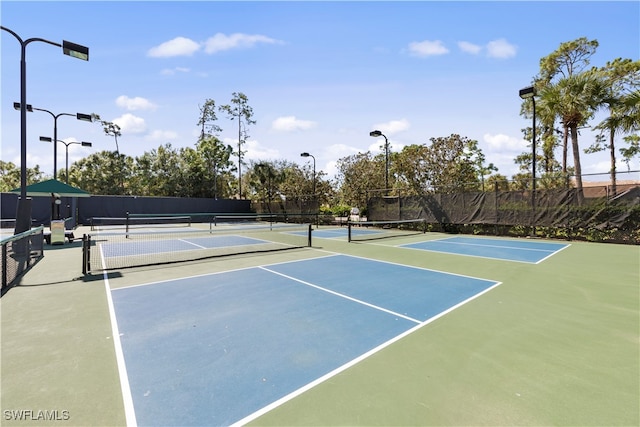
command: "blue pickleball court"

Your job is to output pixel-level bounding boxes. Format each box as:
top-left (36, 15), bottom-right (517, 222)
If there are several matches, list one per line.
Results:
top-left (109, 254), bottom-right (500, 426)
top-left (400, 236), bottom-right (569, 263)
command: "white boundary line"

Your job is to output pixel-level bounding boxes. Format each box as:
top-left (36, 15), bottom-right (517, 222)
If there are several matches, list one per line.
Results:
top-left (323, 250), bottom-right (499, 284)
top-left (396, 244), bottom-right (540, 264)
top-left (535, 242), bottom-right (571, 264)
top-left (394, 240), bottom-right (571, 265)
top-left (101, 246), bottom-right (137, 427)
top-left (110, 252), bottom-right (340, 291)
top-left (231, 280), bottom-right (502, 427)
top-left (259, 266), bottom-right (422, 324)
top-left (425, 239), bottom-right (562, 253)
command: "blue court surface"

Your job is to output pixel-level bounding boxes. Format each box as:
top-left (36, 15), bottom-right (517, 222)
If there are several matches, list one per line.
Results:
top-left (401, 236), bottom-right (569, 263)
top-left (109, 254), bottom-right (500, 426)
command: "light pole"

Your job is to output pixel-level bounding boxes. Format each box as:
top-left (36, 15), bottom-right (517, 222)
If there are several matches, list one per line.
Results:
top-left (15, 103), bottom-right (93, 180)
top-left (39, 137), bottom-right (92, 184)
top-left (519, 85), bottom-right (537, 235)
top-left (1, 25), bottom-right (89, 234)
top-left (300, 152), bottom-right (316, 197)
top-left (369, 130), bottom-right (389, 192)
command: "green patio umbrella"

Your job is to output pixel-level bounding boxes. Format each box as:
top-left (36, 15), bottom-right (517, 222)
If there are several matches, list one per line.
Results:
top-left (10, 179), bottom-right (90, 198)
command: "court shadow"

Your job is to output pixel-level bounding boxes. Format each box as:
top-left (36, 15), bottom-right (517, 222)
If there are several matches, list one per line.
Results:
top-left (82, 272), bottom-right (123, 282)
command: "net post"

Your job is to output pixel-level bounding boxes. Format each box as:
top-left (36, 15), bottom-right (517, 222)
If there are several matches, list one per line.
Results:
top-left (82, 234), bottom-right (88, 275)
top-left (307, 224), bottom-right (312, 247)
top-left (348, 222), bottom-right (352, 242)
top-left (84, 234), bottom-right (92, 274)
top-left (126, 212), bottom-right (130, 238)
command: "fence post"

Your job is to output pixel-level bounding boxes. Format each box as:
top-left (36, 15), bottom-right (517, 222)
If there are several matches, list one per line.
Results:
top-left (1, 243), bottom-right (7, 290)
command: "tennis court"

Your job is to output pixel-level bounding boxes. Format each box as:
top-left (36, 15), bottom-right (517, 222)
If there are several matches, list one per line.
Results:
top-left (1, 221), bottom-right (638, 427)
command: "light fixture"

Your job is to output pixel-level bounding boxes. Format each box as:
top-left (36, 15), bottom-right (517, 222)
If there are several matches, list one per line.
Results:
top-left (62, 40), bottom-right (89, 61)
top-left (369, 130), bottom-right (389, 192)
top-left (519, 86), bottom-right (535, 99)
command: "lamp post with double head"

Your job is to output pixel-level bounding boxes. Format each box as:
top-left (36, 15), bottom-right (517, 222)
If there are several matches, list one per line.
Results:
top-left (39, 137), bottom-right (92, 184)
top-left (369, 130), bottom-right (389, 192)
top-left (519, 85), bottom-right (537, 234)
top-left (1, 25), bottom-right (89, 234)
top-left (15, 103), bottom-right (93, 180)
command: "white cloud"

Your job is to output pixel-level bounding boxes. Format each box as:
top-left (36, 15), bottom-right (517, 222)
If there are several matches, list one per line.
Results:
top-left (243, 139), bottom-right (281, 160)
top-left (148, 37), bottom-right (201, 58)
top-left (326, 143), bottom-right (362, 157)
top-left (407, 40), bottom-right (449, 57)
top-left (160, 67), bottom-right (191, 76)
top-left (146, 129), bottom-right (178, 142)
top-left (116, 95), bottom-right (157, 111)
top-left (458, 41), bottom-right (482, 55)
top-left (271, 116), bottom-right (317, 132)
top-left (486, 38), bottom-right (517, 59)
top-left (113, 113), bottom-right (147, 134)
top-left (372, 119), bottom-right (410, 135)
top-left (484, 133), bottom-right (527, 152)
top-left (323, 144), bottom-right (363, 178)
top-left (204, 33), bottom-right (283, 54)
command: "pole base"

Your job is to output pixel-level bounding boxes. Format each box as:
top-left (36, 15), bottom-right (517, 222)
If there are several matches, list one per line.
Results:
top-left (14, 197), bottom-right (32, 234)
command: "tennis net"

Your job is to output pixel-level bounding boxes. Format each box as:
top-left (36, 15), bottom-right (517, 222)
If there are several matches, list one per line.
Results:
top-left (90, 215), bottom-right (192, 232)
top-left (82, 222), bottom-right (312, 273)
top-left (348, 219), bottom-right (427, 242)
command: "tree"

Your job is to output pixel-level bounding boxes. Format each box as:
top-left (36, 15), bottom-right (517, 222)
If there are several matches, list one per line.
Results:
top-left (419, 134), bottom-right (482, 194)
top-left (486, 174), bottom-right (510, 192)
top-left (74, 151), bottom-right (134, 195)
top-left (0, 161), bottom-right (44, 192)
top-left (137, 144), bottom-right (183, 196)
top-left (197, 98), bottom-right (222, 138)
top-left (392, 144), bottom-right (430, 195)
top-left (101, 120), bottom-right (122, 154)
top-left (219, 92), bottom-right (256, 199)
top-left (588, 59), bottom-right (640, 194)
top-left (539, 37), bottom-right (599, 83)
top-left (335, 152), bottom-right (385, 209)
top-left (620, 134), bottom-right (640, 171)
top-left (248, 161), bottom-right (288, 213)
top-left (539, 72), bottom-right (608, 202)
top-left (196, 136), bottom-right (234, 199)
top-left (537, 37), bottom-right (599, 175)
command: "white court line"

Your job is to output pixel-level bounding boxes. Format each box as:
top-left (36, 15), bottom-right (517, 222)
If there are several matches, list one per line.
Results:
top-left (396, 244), bottom-right (540, 264)
top-left (259, 266), bottom-right (422, 324)
top-left (534, 243), bottom-right (571, 264)
top-left (100, 246), bottom-right (137, 427)
top-left (232, 279), bottom-right (502, 427)
top-left (178, 238), bottom-right (207, 249)
top-left (427, 238), bottom-right (561, 253)
top-left (110, 252), bottom-right (341, 291)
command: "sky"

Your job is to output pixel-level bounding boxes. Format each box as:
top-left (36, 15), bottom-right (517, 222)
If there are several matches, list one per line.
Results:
top-left (1, 1), bottom-right (639, 185)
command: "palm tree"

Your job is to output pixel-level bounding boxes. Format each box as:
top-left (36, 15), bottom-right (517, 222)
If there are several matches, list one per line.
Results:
top-left (539, 72), bottom-right (608, 203)
top-left (589, 60), bottom-right (640, 195)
